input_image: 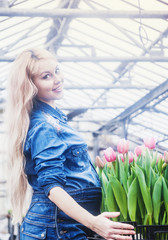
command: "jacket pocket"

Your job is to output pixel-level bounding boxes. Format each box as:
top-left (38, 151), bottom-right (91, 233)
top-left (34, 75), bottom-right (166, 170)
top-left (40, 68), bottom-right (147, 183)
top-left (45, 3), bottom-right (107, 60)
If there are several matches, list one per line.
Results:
top-left (25, 201), bottom-right (55, 227)
top-left (20, 221), bottom-right (46, 239)
top-left (66, 145), bottom-right (89, 171)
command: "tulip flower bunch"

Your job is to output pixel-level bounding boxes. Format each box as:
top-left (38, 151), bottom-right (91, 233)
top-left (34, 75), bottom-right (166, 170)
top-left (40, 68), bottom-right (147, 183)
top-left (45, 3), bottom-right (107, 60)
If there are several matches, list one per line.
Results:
top-left (97, 137), bottom-right (168, 226)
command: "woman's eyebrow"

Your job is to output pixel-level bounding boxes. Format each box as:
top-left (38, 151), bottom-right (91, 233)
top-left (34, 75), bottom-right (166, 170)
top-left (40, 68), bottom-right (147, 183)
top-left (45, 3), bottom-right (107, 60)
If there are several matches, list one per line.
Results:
top-left (39, 65), bottom-right (59, 76)
top-left (39, 71), bottom-right (50, 76)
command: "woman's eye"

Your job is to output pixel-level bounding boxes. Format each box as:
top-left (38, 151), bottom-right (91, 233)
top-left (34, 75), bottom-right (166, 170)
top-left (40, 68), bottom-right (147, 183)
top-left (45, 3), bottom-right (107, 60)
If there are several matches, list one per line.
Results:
top-left (42, 74), bottom-right (50, 79)
top-left (55, 67), bottom-right (60, 74)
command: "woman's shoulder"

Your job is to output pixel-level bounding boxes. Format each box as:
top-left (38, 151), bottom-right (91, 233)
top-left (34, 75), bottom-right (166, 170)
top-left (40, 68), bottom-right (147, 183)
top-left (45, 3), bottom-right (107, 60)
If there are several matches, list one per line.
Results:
top-left (29, 109), bottom-right (46, 127)
top-left (28, 110), bottom-right (53, 134)
top-left (29, 109), bottom-right (62, 136)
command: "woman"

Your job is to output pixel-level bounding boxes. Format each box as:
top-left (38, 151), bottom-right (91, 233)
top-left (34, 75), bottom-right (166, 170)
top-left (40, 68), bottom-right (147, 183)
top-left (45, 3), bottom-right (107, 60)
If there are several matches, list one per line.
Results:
top-left (6, 48), bottom-right (135, 240)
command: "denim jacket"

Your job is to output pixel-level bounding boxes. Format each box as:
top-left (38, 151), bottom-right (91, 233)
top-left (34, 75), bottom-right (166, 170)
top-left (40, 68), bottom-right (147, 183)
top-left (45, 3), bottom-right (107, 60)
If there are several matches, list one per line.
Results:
top-left (24, 100), bottom-right (101, 197)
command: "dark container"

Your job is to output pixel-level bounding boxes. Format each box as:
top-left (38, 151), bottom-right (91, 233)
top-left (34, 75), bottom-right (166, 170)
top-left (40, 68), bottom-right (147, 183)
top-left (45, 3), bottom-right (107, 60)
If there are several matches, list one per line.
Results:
top-left (135, 223), bottom-right (168, 240)
top-left (87, 222), bottom-right (168, 240)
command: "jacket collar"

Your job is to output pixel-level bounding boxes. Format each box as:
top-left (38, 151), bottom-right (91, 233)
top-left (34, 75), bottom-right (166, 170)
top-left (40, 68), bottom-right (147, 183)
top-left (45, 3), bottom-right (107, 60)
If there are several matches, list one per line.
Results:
top-left (33, 99), bottom-right (67, 122)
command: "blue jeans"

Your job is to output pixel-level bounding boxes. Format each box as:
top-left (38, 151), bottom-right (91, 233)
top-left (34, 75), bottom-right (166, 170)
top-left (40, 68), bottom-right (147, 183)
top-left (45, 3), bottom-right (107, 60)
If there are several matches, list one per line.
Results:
top-left (20, 187), bottom-right (102, 239)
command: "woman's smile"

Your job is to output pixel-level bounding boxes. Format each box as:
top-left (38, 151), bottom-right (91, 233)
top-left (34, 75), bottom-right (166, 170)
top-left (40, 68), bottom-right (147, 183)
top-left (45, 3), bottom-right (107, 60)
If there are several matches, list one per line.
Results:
top-left (52, 81), bottom-right (63, 92)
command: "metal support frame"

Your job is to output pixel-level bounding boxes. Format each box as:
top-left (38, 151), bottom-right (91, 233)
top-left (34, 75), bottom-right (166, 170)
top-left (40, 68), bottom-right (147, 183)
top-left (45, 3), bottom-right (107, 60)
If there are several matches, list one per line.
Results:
top-left (0, 3), bottom-right (167, 152)
top-left (45, 0), bottom-right (81, 51)
top-left (113, 26), bottom-right (168, 82)
top-left (97, 78), bottom-right (168, 133)
top-left (0, 8), bottom-right (168, 18)
top-left (1, 55), bottom-right (168, 62)
top-left (93, 134), bottom-right (100, 160)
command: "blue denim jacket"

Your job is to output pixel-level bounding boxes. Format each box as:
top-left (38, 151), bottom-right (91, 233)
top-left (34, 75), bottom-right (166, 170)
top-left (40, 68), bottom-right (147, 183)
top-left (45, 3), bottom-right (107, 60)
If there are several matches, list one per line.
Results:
top-left (24, 100), bottom-right (101, 197)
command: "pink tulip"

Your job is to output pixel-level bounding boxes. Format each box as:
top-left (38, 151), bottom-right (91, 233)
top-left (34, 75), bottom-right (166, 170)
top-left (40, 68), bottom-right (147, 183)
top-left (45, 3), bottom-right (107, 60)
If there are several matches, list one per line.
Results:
top-left (117, 139), bottom-right (129, 154)
top-left (143, 137), bottom-right (156, 150)
top-left (104, 147), bottom-right (116, 162)
top-left (95, 156), bottom-right (106, 168)
top-left (118, 154), bottom-right (124, 162)
top-left (134, 146), bottom-right (142, 156)
top-left (156, 153), bottom-right (163, 163)
top-left (128, 151), bottom-right (134, 163)
top-left (164, 151), bottom-right (168, 163)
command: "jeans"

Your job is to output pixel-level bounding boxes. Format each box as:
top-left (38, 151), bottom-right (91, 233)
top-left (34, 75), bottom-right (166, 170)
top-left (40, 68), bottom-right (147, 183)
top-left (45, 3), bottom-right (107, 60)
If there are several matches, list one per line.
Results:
top-left (20, 187), bottom-right (102, 239)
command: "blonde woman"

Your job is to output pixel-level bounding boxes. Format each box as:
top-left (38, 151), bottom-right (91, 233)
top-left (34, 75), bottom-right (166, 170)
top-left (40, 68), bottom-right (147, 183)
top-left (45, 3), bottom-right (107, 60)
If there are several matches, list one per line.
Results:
top-left (6, 48), bottom-right (135, 240)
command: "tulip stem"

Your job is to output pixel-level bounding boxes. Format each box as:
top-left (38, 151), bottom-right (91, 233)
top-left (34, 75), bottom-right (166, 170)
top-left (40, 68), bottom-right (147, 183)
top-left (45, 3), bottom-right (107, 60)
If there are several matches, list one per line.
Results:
top-left (149, 214), bottom-right (152, 225)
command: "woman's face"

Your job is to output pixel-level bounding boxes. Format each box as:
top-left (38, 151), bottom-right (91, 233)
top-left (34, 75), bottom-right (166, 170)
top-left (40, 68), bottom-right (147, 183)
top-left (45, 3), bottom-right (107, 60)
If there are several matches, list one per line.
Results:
top-left (33, 58), bottom-right (64, 107)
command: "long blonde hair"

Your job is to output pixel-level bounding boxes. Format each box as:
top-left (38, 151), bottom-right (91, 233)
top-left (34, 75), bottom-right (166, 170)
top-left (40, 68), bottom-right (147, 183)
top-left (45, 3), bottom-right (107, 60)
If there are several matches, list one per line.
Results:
top-left (6, 48), bottom-right (56, 223)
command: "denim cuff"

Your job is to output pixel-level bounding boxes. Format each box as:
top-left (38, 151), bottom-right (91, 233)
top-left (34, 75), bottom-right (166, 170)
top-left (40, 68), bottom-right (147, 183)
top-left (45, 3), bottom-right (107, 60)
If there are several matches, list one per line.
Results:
top-left (45, 183), bottom-right (64, 197)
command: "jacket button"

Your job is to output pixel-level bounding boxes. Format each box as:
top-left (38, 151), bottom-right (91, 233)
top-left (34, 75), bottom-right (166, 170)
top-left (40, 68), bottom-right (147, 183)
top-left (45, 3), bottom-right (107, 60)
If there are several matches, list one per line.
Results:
top-left (41, 233), bottom-right (45, 238)
top-left (21, 227), bottom-right (24, 232)
top-left (60, 230), bottom-right (67, 235)
top-left (77, 152), bottom-right (79, 154)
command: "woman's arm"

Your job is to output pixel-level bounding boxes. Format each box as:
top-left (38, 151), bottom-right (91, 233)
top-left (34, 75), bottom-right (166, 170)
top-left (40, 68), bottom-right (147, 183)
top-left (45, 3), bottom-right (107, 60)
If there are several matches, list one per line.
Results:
top-left (49, 186), bottom-right (135, 240)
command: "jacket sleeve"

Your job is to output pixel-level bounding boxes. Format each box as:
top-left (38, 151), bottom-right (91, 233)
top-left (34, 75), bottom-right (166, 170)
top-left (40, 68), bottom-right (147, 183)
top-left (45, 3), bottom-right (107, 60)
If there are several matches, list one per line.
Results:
top-left (29, 121), bottom-right (67, 196)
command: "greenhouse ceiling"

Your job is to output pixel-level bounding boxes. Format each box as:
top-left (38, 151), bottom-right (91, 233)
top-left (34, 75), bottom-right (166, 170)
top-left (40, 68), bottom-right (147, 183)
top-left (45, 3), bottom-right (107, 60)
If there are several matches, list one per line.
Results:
top-left (0, 0), bottom-right (168, 153)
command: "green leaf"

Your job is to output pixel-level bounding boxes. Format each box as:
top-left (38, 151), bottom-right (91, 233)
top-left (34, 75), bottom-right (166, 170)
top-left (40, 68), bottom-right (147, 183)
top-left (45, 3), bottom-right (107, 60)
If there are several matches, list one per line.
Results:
top-left (115, 159), bottom-right (119, 180)
top-left (127, 170), bottom-right (135, 189)
top-left (119, 159), bottom-right (128, 193)
top-left (106, 182), bottom-right (119, 221)
top-left (99, 168), bottom-right (108, 198)
top-left (157, 158), bottom-right (163, 175)
top-left (163, 165), bottom-right (168, 179)
top-left (151, 168), bottom-right (158, 192)
top-left (145, 148), bottom-right (151, 188)
top-left (136, 155), bottom-right (142, 167)
top-left (152, 176), bottom-right (162, 224)
top-left (102, 170), bottom-right (108, 190)
top-left (162, 177), bottom-right (168, 222)
top-left (128, 177), bottom-right (138, 221)
top-left (161, 211), bottom-right (166, 225)
top-left (100, 186), bottom-right (106, 212)
top-left (124, 154), bottom-right (129, 179)
top-left (109, 176), bottom-right (128, 220)
top-left (137, 184), bottom-right (146, 223)
top-left (135, 165), bottom-right (153, 216)
top-left (109, 162), bottom-right (116, 177)
top-left (151, 151), bottom-right (158, 169)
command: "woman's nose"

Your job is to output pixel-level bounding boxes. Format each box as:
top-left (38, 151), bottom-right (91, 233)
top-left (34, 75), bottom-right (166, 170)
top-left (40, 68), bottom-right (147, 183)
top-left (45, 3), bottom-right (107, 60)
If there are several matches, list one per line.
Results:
top-left (54, 75), bottom-right (64, 84)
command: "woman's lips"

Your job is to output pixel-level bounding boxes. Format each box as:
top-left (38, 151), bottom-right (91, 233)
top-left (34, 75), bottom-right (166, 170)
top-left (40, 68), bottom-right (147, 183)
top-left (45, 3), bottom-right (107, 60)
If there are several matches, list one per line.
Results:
top-left (52, 85), bottom-right (63, 92)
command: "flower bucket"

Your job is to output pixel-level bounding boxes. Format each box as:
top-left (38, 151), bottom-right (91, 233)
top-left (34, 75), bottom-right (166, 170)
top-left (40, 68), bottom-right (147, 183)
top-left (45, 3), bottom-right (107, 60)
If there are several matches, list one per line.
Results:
top-left (87, 223), bottom-right (168, 239)
top-left (135, 223), bottom-right (168, 240)
top-left (87, 236), bottom-right (104, 240)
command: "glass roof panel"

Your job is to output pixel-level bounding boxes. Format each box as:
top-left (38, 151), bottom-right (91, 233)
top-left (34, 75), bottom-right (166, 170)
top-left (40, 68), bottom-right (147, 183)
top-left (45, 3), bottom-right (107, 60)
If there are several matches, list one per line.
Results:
top-left (0, 0), bottom-right (167, 153)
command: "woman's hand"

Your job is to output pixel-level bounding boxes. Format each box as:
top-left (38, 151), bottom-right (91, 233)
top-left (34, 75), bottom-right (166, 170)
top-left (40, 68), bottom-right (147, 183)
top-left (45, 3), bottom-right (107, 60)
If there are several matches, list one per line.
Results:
top-left (95, 155), bottom-right (106, 168)
top-left (91, 212), bottom-right (135, 240)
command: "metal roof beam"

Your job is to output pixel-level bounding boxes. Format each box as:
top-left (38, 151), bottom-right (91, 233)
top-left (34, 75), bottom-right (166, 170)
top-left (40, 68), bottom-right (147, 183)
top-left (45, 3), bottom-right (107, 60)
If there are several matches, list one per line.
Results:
top-left (129, 121), bottom-right (168, 137)
top-left (97, 78), bottom-right (168, 133)
top-left (67, 109), bottom-right (86, 120)
top-left (0, 85), bottom-right (153, 90)
top-left (63, 106), bottom-right (125, 111)
top-left (64, 85), bottom-right (152, 90)
top-left (1, 56), bottom-right (168, 62)
top-left (45, 0), bottom-right (81, 50)
top-left (113, 26), bottom-right (168, 81)
top-left (0, 9), bottom-right (168, 18)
